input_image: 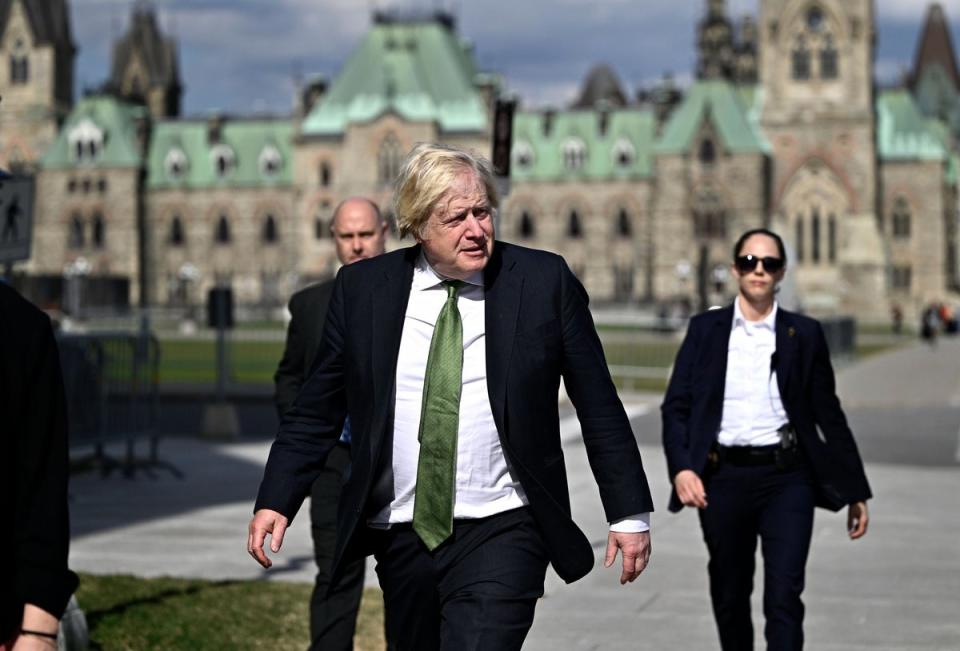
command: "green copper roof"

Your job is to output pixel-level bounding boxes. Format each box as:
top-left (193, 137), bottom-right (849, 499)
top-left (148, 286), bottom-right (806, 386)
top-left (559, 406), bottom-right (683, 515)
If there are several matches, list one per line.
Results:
top-left (41, 95), bottom-right (147, 169)
top-left (510, 109), bottom-right (656, 181)
top-left (147, 118), bottom-right (293, 189)
top-left (876, 90), bottom-right (948, 161)
top-left (656, 80), bottom-right (769, 155)
top-left (301, 20), bottom-right (487, 135)
top-left (913, 62), bottom-right (960, 137)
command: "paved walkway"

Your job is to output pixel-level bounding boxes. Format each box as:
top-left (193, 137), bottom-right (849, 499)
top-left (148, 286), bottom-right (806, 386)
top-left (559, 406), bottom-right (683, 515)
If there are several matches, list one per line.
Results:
top-left (69, 338), bottom-right (960, 649)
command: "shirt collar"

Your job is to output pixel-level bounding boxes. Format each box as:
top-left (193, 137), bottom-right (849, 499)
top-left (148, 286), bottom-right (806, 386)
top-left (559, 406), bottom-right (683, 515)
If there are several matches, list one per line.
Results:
top-left (413, 250), bottom-right (484, 291)
top-left (733, 296), bottom-right (778, 331)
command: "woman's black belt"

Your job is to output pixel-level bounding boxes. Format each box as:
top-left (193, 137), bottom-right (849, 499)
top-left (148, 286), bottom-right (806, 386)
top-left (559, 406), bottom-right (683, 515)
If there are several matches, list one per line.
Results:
top-left (715, 443), bottom-right (780, 466)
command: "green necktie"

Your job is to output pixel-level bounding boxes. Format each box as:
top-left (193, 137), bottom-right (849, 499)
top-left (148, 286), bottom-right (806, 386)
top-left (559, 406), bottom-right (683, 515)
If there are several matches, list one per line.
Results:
top-left (412, 280), bottom-right (464, 551)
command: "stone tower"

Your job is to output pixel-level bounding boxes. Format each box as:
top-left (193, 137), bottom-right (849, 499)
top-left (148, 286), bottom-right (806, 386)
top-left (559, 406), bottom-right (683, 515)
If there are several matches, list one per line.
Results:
top-left (0, 0), bottom-right (75, 171)
top-left (759, 0), bottom-right (883, 316)
top-left (108, 1), bottom-right (182, 118)
top-left (697, 0), bottom-right (735, 80)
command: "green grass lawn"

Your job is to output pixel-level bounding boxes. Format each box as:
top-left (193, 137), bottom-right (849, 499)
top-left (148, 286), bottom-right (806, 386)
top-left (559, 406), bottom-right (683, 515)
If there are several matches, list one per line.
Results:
top-left (76, 573), bottom-right (384, 650)
top-left (154, 326), bottom-right (906, 389)
top-left (158, 340), bottom-right (284, 384)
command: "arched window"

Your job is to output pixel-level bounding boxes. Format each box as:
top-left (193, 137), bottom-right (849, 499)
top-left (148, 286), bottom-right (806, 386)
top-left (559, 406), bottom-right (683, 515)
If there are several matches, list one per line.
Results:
top-left (892, 197), bottom-right (911, 238)
top-left (828, 213), bottom-right (837, 262)
top-left (562, 139), bottom-right (586, 171)
top-left (795, 215), bottom-right (805, 262)
top-left (616, 209), bottom-right (632, 238)
top-left (92, 213), bottom-right (105, 249)
top-left (792, 36), bottom-right (811, 80)
top-left (9, 55), bottom-right (28, 84)
top-left (820, 35), bottom-right (838, 79)
top-left (9, 40), bottom-right (28, 85)
top-left (693, 190), bottom-right (725, 239)
top-left (68, 213), bottom-right (85, 249)
top-left (698, 138), bottom-right (716, 165)
top-left (811, 208), bottom-right (821, 262)
top-left (170, 216), bottom-right (185, 246)
top-left (97, 178), bottom-right (108, 194)
top-left (314, 217), bottom-right (326, 240)
top-left (320, 161), bottom-right (332, 187)
top-left (519, 211), bottom-right (535, 239)
top-left (215, 215), bottom-right (231, 244)
top-left (378, 133), bottom-right (402, 185)
top-left (262, 215), bottom-right (278, 244)
top-left (568, 210), bottom-right (583, 238)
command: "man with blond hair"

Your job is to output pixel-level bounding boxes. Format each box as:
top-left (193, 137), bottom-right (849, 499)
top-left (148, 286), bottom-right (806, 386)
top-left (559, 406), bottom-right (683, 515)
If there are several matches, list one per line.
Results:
top-left (250, 143), bottom-right (653, 650)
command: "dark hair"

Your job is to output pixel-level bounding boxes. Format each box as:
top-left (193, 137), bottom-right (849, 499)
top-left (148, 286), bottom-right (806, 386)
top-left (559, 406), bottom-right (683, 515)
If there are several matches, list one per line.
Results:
top-left (733, 228), bottom-right (787, 265)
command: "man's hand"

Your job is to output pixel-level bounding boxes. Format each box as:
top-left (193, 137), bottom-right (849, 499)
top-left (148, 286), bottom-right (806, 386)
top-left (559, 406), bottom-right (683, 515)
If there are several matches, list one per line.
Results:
top-left (604, 531), bottom-right (651, 585)
top-left (248, 508), bottom-right (289, 568)
top-left (674, 469), bottom-right (707, 509)
top-left (847, 501), bottom-right (869, 540)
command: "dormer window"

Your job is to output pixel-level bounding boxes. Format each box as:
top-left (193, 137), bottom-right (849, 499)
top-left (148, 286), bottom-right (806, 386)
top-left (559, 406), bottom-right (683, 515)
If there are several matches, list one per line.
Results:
top-left (259, 145), bottom-right (283, 177)
top-left (164, 147), bottom-right (189, 180)
top-left (562, 138), bottom-right (586, 171)
top-left (211, 145), bottom-right (236, 178)
top-left (612, 139), bottom-right (636, 169)
top-left (68, 119), bottom-right (106, 164)
top-left (513, 141), bottom-right (534, 170)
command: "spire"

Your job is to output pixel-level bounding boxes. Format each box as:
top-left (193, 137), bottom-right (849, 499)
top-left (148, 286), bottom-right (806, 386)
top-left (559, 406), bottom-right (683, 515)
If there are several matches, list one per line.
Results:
top-left (910, 3), bottom-right (960, 92)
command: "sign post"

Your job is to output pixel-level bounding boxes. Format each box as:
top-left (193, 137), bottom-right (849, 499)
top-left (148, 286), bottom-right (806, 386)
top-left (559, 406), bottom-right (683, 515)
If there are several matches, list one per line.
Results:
top-left (0, 174), bottom-right (35, 274)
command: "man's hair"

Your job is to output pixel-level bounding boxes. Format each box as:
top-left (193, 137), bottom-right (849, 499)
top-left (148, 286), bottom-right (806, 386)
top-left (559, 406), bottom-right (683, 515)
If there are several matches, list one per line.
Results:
top-left (733, 228), bottom-right (787, 265)
top-left (330, 197), bottom-right (383, 230)
top-left (392, 143), bottom-right (499, 239)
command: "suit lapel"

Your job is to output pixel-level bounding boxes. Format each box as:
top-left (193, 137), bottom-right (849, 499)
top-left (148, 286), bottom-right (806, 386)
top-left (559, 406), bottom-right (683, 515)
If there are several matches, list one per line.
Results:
top-left (484, 244), bottom-right (522, 438)
top-left (775, 308), bottom-right (798, 401)
top-left (705, 306), bottom-right (733, 428)
top-left (368, 246), bottom-right (417, 457)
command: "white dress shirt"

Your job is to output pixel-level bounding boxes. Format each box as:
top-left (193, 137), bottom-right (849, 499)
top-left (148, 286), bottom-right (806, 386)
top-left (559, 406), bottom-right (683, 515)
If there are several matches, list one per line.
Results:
top-left (717, 298), bottom-right (789, 447)
top-left (369, 253), bottom-right (649, 534)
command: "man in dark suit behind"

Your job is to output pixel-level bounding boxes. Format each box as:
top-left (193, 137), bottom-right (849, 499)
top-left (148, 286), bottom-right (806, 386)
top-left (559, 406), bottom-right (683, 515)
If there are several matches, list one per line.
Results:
top-left (250, 143), bottom-right (654, 650)
top-left (274, 197), bottom-right (388, 651)
top-left (661, 228), bottom-right (871, 650)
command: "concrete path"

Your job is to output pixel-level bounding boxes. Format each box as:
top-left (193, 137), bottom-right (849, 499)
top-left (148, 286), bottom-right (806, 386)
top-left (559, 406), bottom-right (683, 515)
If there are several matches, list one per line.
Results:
top-left (69, 338), bottom-right (960, 649)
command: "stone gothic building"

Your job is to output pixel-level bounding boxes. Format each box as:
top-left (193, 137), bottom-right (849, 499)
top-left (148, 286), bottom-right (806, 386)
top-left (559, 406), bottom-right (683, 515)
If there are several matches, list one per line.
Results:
top-left (3, 0), bottom-right (959, 320)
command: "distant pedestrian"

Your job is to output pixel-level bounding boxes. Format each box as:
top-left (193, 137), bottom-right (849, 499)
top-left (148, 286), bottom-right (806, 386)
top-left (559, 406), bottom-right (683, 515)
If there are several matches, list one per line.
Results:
top-left (920, 304), bottom-right (940, 345)
top-left (890, 303), bottom-right (903, 335)
top-left (661, 228), bottom-right (871, 650)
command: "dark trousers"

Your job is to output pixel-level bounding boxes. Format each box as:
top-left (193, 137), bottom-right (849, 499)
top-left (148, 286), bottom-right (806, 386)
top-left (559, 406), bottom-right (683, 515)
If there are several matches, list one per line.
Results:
top-left (308, 443), bottom-right (366, 651)
top-left (698, 460), bottom-right (816, 651)
top-left (370, 506), bottom-right (549, 651)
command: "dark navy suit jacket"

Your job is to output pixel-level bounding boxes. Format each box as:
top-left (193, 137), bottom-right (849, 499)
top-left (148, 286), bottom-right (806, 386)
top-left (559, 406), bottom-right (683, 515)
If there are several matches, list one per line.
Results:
top-left (255, 242), bottom-right (654, 584)
top-left (661, 304), bottom-right (872, 513)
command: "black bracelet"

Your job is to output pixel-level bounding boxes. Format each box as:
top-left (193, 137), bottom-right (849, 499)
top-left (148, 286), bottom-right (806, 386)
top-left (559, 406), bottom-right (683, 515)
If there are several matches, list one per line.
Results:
top-left (21, 628), bottom-right (59, 641)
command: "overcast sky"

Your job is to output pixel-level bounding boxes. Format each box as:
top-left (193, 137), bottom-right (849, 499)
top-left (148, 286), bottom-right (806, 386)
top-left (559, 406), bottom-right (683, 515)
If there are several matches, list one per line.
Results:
top-left (70, 0), bottom-right (960, 116)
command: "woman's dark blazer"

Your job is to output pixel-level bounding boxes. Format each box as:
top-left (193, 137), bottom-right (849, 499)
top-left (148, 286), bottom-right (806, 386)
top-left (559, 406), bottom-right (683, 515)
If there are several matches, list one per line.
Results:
top-left (661, 304), bottom-right (872, 513)
top-left (0, 283), bottom-right (78, 640)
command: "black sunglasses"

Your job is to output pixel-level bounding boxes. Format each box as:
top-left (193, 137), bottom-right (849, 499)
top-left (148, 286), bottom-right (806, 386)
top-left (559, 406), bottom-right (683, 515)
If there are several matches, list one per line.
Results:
top-left (734, 254), bottom-right (784, 274)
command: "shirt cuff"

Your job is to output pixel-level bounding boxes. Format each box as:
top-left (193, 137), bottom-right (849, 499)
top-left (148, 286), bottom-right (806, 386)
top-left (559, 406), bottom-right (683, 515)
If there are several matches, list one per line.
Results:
top-left (609, 512), bottom-right (650, 533)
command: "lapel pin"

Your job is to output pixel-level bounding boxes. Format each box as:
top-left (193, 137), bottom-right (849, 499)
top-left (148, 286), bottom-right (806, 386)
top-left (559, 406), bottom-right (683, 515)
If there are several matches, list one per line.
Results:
top-left (788, 327), bottom-right (796, 337)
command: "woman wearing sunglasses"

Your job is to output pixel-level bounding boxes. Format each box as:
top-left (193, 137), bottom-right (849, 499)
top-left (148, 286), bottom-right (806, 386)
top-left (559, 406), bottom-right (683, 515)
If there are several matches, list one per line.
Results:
top-left (661, 228), bottom-right (871, 650)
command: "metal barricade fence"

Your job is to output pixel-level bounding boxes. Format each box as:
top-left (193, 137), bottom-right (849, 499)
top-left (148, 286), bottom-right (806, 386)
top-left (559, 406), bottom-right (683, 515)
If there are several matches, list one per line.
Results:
top-left (58, 332), bottom-right (170, 476)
